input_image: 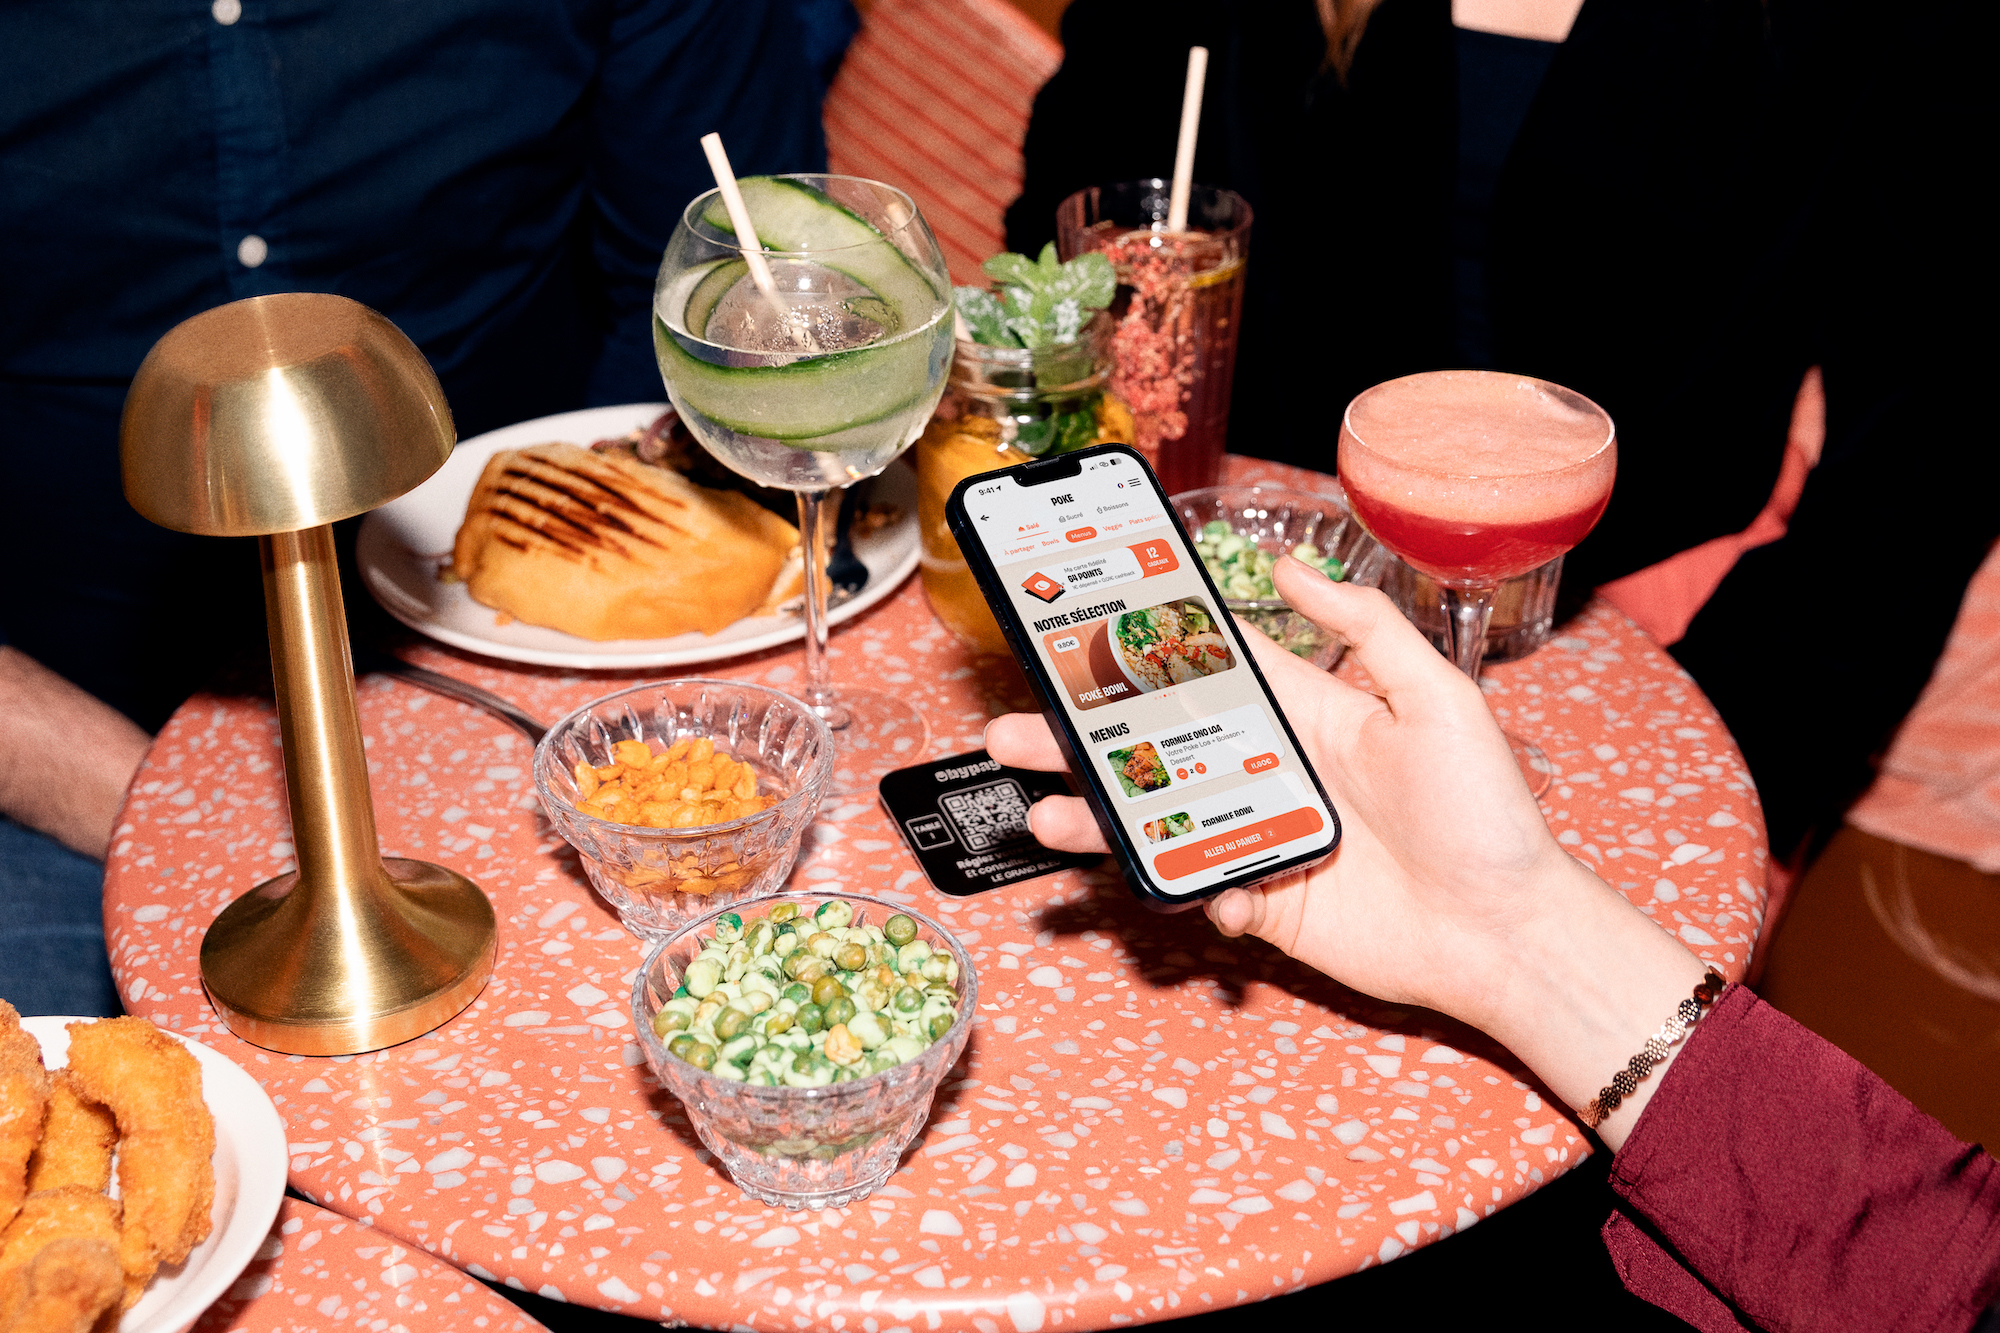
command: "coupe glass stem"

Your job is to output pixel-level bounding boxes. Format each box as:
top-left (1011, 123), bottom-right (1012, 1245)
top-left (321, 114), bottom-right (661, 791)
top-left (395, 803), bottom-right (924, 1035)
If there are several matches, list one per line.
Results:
top-left (1441, 585), bottom-right (1496, 680)
top-left (795, 487), bottom-right (851, 730)
top-left (1442, 582), bottom-right (1553, 795)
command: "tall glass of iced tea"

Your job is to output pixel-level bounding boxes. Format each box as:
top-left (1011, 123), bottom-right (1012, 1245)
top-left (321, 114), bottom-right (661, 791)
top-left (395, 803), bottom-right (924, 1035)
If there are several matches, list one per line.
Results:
top-left (1338, 370), bottom-right (1615, 793)
top-left (1056, 181), bottom-right (1250, 496)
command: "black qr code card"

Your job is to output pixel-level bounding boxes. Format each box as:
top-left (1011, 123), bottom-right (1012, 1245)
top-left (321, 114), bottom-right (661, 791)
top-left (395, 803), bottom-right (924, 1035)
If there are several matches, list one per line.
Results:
top-left (878, 750), bottom-right (1099, 896)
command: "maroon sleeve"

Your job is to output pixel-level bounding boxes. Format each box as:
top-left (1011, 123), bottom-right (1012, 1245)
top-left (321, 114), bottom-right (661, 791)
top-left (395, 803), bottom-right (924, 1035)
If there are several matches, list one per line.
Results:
top-left (1602, 985), bottom-right (2000, 1332)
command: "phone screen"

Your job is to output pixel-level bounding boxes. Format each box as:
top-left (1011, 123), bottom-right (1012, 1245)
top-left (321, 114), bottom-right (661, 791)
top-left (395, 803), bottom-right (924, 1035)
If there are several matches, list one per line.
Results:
top-left (953, 448), bottom-right (1338, 900)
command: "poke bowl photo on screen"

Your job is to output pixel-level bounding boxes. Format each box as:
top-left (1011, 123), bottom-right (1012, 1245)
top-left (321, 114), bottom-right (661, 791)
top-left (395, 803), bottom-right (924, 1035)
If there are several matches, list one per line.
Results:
top-left (1111, 598), bottom-right (1235, 693)
top-left (1143, 812), bottom-right (1195, 843)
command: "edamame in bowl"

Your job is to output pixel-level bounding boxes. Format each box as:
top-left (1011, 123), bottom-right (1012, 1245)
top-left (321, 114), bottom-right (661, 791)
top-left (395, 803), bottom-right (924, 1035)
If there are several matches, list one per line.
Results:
top-left (631, 890), bottom-right (977, 1210)
top-left (1173, 483), bottom-right (1389, 671)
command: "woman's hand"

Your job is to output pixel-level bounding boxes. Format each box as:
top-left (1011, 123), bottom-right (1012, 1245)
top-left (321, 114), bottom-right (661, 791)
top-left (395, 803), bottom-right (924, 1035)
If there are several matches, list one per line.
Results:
top-left (985, 558), bottom-right (1707, 1147)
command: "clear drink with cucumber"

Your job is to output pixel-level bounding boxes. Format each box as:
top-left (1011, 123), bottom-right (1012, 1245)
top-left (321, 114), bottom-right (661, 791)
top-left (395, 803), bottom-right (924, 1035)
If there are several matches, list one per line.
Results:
top-left (653, 176), bottom-right (954, 784)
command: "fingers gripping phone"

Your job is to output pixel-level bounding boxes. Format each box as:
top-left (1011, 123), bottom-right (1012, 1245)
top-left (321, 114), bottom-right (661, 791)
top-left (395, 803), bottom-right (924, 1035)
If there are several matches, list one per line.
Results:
top-left (945, 443), bottom-right (1339, 909)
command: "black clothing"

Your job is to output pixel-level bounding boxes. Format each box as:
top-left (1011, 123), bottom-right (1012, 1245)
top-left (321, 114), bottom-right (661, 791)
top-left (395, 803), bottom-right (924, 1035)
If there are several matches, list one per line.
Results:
top-left (1007, 0), bottom-right (1996, 855)
top-left (1451, 27), bottom-right (1557, 368)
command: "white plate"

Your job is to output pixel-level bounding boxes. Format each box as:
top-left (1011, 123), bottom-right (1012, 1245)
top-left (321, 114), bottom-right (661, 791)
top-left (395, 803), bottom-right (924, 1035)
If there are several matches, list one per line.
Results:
top-left (357, 403), bottom-right (921, 669)
top-left (23, 1017), bottom-right (288, 1333)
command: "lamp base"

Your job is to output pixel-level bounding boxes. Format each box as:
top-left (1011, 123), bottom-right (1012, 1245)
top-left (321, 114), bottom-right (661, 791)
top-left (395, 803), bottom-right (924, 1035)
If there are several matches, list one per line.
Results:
top-left (200, 857), bottom-right (496, 1055)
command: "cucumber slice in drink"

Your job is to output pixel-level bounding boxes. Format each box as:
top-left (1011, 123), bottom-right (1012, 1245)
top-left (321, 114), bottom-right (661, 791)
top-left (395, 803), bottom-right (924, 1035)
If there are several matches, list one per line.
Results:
top-left (657, 177), bottom-right (947, 446)
top-left (654, 313), bottom-right (945, 445)
top-left (698, 177), bottom-right (939, 315)
top-left (683, 258), bottom-right (749, 335)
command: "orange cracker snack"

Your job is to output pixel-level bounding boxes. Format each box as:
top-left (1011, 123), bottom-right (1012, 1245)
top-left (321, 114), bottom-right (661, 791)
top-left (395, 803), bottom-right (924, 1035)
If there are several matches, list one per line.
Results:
top-left (566, 736), bottom-right (781, 898)
top-left (571, 736), bottom-right (773, 832)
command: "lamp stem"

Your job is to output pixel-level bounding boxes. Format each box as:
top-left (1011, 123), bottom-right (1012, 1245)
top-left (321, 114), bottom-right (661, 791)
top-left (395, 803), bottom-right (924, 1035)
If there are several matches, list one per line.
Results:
top-left (198, 523), bottom-right (495, 1055)
top-left (262, 525), bottom-right (382, 887)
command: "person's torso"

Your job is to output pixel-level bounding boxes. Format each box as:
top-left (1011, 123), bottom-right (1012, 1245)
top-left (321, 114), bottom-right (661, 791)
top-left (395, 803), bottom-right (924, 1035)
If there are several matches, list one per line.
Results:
top-left (0, 0), bottom-right (611, 382)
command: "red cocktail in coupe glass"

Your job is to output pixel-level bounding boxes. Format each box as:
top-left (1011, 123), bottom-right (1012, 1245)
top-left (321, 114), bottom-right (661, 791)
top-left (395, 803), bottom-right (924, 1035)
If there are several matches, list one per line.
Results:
top-left (1338, 370), bottom-right (1615, 793)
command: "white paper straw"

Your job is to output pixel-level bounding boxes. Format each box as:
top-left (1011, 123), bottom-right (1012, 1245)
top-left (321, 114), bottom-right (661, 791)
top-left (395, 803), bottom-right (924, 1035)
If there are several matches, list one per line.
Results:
top-left (700, 132), bottom-right (782, 308)
top-left (1166, 47), bottom-right (1209, 234)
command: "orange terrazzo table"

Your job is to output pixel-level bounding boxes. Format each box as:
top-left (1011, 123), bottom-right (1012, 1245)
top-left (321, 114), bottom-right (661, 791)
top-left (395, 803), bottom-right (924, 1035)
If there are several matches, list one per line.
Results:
top-left (103, 458), bottom-right (1770, 1329)
top-left (192, 1198), bottom-right (544, 1333)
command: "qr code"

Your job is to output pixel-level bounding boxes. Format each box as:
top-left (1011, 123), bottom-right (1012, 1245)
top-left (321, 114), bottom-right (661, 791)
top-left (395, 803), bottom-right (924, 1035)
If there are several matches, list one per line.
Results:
top-left (940, 779), bottom-right (1032, 852)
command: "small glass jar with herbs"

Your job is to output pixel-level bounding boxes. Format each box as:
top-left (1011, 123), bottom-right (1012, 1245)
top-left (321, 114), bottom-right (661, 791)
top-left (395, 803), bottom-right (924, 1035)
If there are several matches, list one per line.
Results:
top-left (916, 245), bottom-right (1136, 655)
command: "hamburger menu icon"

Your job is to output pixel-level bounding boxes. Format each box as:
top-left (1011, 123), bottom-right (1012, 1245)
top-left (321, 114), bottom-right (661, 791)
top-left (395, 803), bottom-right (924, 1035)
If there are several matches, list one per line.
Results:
top-left (1021, 571), bottom-right (1064, 603)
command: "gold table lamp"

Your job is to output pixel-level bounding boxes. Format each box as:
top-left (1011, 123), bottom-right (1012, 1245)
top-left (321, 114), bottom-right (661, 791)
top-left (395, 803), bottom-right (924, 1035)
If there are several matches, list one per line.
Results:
top-left (122, 292), bottom-right (496, 1055)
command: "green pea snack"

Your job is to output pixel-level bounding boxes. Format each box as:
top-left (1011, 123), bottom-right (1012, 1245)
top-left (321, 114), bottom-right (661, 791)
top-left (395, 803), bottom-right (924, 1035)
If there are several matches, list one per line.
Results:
top-left (1192, 519), bottom-right (1350, 663)
top-left (1193, 520), bottom-right (1345, 601)
top-left (649, 905), bottom-right (961, 1086)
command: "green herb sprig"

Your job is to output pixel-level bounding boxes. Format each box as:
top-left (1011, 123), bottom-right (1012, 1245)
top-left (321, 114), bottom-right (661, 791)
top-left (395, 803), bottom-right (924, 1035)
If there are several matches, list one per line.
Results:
top-left (953, 244), bottom-right (1115, 350)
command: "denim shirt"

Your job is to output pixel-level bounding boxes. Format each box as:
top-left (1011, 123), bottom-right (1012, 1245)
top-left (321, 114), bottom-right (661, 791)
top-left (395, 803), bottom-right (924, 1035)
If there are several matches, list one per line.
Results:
top-left (0, 0), bottom-right (830, 722)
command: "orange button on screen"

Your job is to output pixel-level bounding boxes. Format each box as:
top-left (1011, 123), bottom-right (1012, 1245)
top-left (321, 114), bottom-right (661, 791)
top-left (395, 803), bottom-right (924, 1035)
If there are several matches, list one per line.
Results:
top-left (1242, 753), bottom-right (1280, 775)
top-left (1128, 540), bottom-right (1180, 576)
top-left (1065, 526), bottom-right (1098, 543)
top-left (1152, 806), bottom-right (1325, 880)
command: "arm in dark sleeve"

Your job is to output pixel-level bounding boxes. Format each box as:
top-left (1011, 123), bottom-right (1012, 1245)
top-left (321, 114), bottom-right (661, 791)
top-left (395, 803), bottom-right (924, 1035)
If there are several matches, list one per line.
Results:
top-left (583, 0), bottom-right (831, 407)
top-left (1604, 986), bottom-right (2000, 1332)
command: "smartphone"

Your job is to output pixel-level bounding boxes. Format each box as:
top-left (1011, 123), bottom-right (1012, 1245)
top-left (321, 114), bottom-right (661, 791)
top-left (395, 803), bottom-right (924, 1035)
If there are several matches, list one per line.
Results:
top-left (944, 443), bottom-right (1339, 909)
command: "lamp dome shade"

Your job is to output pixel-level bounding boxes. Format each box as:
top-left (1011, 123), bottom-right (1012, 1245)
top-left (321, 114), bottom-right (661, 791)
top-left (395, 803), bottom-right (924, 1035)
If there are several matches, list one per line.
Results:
top-left (121, 293), bottom-right (455, 536)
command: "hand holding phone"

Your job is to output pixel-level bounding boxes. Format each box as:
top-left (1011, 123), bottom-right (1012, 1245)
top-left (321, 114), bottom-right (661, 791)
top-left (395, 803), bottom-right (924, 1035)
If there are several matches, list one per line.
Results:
top-left (988, 553), bottom-right (1716, 1155)
top-left (944, 445), bottom-right (1340, 908)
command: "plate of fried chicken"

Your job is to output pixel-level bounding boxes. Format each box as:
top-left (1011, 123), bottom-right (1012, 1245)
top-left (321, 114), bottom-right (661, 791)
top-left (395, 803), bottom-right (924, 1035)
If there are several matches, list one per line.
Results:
top-left (1, 1003), bottom-right (286, 1333)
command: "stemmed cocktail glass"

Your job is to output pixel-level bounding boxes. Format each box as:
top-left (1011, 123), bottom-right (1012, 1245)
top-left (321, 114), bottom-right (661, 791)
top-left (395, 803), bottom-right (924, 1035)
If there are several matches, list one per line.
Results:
top-left (654, 175), bottom-right (953, 789)
top-left (1338, 370), bottom-right (1616, 795)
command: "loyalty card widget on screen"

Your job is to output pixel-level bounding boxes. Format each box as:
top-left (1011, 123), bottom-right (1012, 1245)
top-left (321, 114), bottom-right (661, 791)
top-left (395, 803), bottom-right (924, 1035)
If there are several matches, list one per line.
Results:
top-left (1091, 703), bottom-right (1281, 803)
top-left (1035, 540), bottom-right (1180, 600)
top-left (1021, 571), bottom-right (1064, 603)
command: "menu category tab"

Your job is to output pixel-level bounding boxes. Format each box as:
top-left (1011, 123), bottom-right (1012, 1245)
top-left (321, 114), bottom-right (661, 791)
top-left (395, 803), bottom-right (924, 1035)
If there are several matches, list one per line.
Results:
top-left (964, 468), bottom-right (1169, 562)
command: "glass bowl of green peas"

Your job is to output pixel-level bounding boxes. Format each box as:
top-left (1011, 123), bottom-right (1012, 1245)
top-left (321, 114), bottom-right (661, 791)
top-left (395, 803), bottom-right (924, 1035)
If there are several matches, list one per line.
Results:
top-left (630, 890), bottom-right (977, 1210)
top-left (1173, 483), bottom-right (1389, 670)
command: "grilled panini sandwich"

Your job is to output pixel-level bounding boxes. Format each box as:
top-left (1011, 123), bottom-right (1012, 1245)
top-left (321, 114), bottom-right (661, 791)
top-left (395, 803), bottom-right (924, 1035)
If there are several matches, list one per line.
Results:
top-left (452, 443), bottom-right (803, 641)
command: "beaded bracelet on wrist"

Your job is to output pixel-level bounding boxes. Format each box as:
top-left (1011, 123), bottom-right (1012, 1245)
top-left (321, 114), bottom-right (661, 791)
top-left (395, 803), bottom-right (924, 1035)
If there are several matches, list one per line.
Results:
top-left (1578, 967), bottom-right (1725, 1129)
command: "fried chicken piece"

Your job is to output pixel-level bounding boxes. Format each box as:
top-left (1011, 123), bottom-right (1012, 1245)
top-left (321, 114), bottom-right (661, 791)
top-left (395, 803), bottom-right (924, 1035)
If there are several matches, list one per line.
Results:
top-left (0, 1186), bottom-right (122, 1278)
top-left (0, 1187), bottom-right (123, 1333)
top-left (25, 1075), bottom-right (115, 1195)
top-left (61, 1019), bottom-right (213, 1307)
top-left (0, 1002), bottom-right (52, 1232)
top-left (0, 1236), bottom-right (123, 1333)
